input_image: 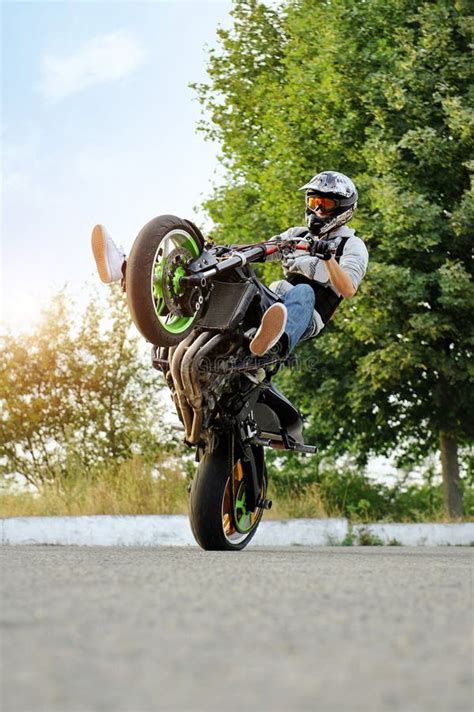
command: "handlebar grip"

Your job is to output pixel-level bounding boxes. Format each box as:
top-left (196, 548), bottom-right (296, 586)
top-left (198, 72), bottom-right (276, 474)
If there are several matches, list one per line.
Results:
top-left (265, 245), bottom-right (280, 257)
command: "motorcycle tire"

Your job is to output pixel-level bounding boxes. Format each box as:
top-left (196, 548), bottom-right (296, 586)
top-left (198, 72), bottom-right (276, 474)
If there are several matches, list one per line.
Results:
top-left (189, 440), bottom-right (267, 551)
top-left (126, 215), bottom-right (205, 347)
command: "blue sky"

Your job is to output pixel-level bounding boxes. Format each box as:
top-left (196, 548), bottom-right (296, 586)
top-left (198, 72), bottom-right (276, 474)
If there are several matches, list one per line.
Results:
top-left (2, 0), bottom-right (236, 331)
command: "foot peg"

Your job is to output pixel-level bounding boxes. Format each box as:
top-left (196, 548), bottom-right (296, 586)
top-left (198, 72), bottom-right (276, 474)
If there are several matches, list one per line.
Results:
top-left (257, 498), bottom-right (272, 510)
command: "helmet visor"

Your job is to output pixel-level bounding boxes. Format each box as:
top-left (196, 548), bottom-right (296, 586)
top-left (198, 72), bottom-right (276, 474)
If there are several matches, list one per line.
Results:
top-left (306, 195), bottom-right (337, 212)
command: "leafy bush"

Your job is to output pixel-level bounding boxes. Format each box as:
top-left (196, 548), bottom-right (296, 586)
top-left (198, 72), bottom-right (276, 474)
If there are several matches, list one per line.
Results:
top-left (0, 287), bottom-right (174, 493)
top-left (266, 451), bottom-right (459, 522)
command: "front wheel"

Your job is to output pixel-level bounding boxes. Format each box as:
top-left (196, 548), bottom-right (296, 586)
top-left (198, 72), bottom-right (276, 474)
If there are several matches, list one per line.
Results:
top-left (189, 438), bottom-right (267, 551)
top-left (126, 215), bottom-right (205, 346)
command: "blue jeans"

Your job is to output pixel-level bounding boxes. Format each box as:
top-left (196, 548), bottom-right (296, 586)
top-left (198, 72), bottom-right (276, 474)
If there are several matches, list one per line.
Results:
top-left (273, 283), bottom-right (316, 353)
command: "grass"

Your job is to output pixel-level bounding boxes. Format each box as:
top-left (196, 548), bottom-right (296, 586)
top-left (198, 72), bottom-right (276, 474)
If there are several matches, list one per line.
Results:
top-left (0, 479), bottom-right (328, 520)
top-left (0, 459), bottom-right (190, 518)
top-left (356, 527), bottom-right (385, 546)
top-left (1, 456), bottom-right (331, 519)
top-left (1, 466), bottom-right (331, 520)
top-left (1, 461), bottom-right (471, 523)
top-left (265, 482), bottom-right (328, 519)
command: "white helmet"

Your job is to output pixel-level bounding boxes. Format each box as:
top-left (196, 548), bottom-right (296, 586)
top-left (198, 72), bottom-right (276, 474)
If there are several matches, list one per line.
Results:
top-left (300, 171), bottom-right (358, 236)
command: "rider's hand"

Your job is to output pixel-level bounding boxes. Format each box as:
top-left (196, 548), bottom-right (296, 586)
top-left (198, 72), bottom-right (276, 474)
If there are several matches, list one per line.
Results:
top-left (283, 254), bottom-right (318, 280)
top-left (310, 239), bottom-right (332, 261)
top-left (282, 252), bottom-right (296, 271)
top-left (265, 248), bottom-right (282, 262)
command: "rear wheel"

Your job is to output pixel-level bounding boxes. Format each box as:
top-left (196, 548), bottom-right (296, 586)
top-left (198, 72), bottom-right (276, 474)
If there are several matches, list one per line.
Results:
top-left (189, 438), bottom-right (266, 551)
top-left (126, 215), bottom-right (205, 346)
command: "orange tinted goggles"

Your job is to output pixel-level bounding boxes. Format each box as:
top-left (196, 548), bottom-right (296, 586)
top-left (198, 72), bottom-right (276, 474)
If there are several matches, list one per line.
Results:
top-left (306, 195), bottom-right (337, 212)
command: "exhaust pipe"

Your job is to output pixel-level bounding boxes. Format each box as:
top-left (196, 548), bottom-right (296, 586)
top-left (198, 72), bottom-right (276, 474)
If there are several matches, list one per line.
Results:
top-left (185, 333), bottom-right (229, 444)
top-left (169, 333), bottom-right (196, 437)
top-left (180, 331), bottom-right (215, 442)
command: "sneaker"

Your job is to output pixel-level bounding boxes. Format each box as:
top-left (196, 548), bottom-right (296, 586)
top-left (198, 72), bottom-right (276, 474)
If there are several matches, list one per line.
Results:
top-left (250, 303), bottom-right (288, 356)
top-left (91, 225), bottom-right (125, 283)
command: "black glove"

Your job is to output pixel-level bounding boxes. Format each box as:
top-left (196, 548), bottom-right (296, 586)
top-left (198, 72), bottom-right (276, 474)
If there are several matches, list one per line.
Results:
top-left (310, 239), bottom-right (332, 261)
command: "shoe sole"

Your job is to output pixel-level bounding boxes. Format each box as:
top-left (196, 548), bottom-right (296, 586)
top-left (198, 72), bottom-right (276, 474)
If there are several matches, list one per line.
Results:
top-left (250, 303), bottom-right (287, 356)
top-left (91, 225), bottom-right (112, 283)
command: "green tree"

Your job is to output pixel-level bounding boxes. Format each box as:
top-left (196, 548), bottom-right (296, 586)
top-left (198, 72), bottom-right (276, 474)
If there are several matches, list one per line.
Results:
top-left (0, 287), bottom-right (170, 491)
top-left (194, 0), bottom-right (473, 516)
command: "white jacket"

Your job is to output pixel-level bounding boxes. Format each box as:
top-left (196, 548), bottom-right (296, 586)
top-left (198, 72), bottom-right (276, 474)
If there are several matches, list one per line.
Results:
top-left (276, 225), bottom-right (369, 296)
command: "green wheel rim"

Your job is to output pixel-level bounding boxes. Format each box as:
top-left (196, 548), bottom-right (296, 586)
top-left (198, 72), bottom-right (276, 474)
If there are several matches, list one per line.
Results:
top-left (152, 231), bottom-right (201, 334)
top-left (234, 484), bottom-right (254, 533)
top-left (222, 459), bottom-right (265, 545)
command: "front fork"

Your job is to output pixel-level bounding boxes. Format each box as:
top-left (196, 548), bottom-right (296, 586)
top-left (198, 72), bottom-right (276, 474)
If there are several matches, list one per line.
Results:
top-left (195, 390), bottom-right (272, 521)
top-left (231, 416), bottom-right (272, 515)
top-left (233, 430), bottom-right (260, 513)
top-left (196, 425), bottom-right (270, 524)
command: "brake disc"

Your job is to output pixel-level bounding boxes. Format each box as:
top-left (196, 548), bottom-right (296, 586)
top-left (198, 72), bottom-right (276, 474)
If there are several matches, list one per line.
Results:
top-left (162, 247), bottom-right (190, 314)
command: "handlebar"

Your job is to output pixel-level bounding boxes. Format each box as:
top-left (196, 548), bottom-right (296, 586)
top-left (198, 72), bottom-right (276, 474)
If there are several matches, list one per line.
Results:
top-left (180, 239), bottom-right (311, 287)
top-left (263, 241), bottom-right (310, 259)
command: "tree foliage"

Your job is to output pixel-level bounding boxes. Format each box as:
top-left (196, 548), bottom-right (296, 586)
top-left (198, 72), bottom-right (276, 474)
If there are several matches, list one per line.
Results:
top-left (194, 0), bottom-right (474, 514)
top-left (0, 287), bottom-right (170, 490)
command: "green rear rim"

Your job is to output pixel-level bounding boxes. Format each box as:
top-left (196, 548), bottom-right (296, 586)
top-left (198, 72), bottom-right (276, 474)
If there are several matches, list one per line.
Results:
top-left (222, 458), bottom-right (265, 545)
top-left (152, 232), bottom-right (201, 334)
top-left (234, 482), bottom-right (254, 533)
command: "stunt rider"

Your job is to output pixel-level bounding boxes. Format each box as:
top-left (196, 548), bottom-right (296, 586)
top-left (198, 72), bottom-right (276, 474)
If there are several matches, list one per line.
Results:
top-left (91, 170), bottom-right (368, 356)
top-left (249, 170), bottom-right (368, 356)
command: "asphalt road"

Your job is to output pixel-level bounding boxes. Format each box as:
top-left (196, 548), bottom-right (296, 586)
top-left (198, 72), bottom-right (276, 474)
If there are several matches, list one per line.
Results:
top-left (1, 546), bottom-right (472, 712)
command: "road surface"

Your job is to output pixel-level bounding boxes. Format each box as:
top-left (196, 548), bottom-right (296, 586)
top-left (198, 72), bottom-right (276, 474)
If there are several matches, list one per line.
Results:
top-left (1, 546), bottom-right (472, 711)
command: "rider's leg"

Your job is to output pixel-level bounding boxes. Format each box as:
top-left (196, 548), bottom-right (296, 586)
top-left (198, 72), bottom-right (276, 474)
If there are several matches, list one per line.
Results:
top-left (280, 284), bottom-right (316, 353)
top-left (271, 280), bottom-right (324, 347)
top-left (91, 225), bottom-right (126, 284)
top-left (250, 283), bottom-right (316, 357)
top-left (249, 302), bottom-right (288, 356)
top-left (269, 279), bottom-right (293, 299)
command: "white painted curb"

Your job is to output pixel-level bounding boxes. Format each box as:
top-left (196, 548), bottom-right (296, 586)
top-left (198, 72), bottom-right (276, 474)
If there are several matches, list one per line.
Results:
top-left (1, 515), bottom-right (195, 547)
top-left (353, 522), bottom-right (474, 546)
top-left (1, 515), bottom-right (473, 546)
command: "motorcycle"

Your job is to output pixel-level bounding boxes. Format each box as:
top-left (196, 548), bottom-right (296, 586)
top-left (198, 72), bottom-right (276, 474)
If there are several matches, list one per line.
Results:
top-left (126, 214), bottom-right (318, 551)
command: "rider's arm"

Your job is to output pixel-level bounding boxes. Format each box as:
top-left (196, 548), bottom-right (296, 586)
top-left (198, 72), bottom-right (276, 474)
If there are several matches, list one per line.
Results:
top-left (324, 258), bottom-right (357, 298)
top-left (324, 235), bottom-right (369, 298)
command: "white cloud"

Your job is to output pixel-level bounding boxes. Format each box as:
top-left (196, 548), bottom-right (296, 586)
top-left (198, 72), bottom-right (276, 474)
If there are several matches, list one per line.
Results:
top-left (38, 30), bottom-right (146, 101)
